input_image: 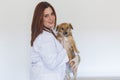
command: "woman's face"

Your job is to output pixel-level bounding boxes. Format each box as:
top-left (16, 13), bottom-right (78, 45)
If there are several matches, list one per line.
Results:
top-left (43, 7), bottom-right (55, 29)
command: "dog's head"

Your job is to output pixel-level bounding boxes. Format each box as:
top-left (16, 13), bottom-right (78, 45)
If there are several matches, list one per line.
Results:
top-left (56, 23), bottom-right (73, 37)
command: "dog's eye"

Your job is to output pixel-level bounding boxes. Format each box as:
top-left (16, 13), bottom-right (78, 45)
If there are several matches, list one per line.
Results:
top-left (61, 28), bottom-right (64, 30)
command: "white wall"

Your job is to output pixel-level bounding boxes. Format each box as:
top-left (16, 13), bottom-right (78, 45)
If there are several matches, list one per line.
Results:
top-left (0, 0), bottom-right (120, 80)
top-left (0, 0), bottom-right (34, 80)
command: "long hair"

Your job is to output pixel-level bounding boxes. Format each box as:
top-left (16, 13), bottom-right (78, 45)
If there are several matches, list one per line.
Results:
top-left (31, 2), bottom-right (57, 46)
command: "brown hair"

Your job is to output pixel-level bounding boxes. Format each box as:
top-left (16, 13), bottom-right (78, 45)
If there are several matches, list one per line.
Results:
top-left (31, 2), bottom-right (57, 46)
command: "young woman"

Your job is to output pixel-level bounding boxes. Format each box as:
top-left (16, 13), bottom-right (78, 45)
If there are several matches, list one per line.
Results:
top-left (30, 1), bottom-right (79, 80)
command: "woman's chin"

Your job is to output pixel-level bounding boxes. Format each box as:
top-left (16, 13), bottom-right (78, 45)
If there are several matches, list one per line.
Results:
top-left (50, 25), bottom-right (54, 28)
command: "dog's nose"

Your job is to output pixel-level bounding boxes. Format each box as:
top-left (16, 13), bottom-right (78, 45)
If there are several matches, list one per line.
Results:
top-left (64, 32), bottom-right (67, 35)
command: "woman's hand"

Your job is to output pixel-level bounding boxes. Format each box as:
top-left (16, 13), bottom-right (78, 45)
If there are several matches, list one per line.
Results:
top-left (69, 55), bottom-right (80, 72)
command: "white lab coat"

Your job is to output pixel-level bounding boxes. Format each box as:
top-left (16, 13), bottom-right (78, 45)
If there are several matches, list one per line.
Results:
top-left (30, 30), bottom-right (69, 80)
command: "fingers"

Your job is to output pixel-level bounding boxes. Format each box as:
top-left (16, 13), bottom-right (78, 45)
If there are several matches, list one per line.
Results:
top-left (71, 64), bottom-right (77, 72)
top-left (69, 55), bottom-right (79, 72)
top-left (73, 67), bottom-right (77, 72)
top-left (69, 55), bottom-right (79, 63)
top-left (69, 58), bottom-right (75, 64)
top-left (71, 65), bottom-right (75, 71)
top-left (71, 64), bottom-right (75, 69)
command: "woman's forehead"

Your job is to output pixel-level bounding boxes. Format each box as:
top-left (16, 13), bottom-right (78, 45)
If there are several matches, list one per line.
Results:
top-left (44, 7), bottom-right (53, 14)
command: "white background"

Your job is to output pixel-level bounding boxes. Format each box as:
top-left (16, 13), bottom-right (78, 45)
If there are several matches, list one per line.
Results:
top-left (0, 0), bottom-right (120, 80)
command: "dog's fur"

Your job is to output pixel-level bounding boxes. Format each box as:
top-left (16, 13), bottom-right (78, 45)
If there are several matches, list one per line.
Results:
top-left (56, 23), bottom-right (79, 80)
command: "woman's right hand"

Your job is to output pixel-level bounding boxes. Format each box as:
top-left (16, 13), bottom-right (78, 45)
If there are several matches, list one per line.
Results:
top-left (69, 55), bottom-right (80, 72)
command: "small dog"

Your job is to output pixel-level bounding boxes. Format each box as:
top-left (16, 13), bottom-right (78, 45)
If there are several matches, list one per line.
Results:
top-left (56, 23), bottom-right (80, 80)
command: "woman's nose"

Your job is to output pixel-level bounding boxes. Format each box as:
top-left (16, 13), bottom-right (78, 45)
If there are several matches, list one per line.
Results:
top-left (49, 15), bottom-right (52, 20)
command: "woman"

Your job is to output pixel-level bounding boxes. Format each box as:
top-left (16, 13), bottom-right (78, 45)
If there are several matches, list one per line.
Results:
top-left (30, 1), bottom-right (79, 80)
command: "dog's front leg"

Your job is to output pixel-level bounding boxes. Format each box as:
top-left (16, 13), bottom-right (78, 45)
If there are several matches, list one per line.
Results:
top-left (64, 73), bottom-right (71, 80)
top-left (67, 74), bottom-right (71, 80)
top-left (72, 41), bottom-right (79, 53)
top-left (73, 71), bottom-right (77, 80)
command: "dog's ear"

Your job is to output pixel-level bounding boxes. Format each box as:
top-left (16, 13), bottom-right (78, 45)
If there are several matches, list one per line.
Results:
top-left (56, 25), bottom-right (59, 31)
top-left (69, 23), bottom-right (73, 29)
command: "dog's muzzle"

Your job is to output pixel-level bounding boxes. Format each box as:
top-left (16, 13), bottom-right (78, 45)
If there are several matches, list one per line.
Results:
top-left (63, 32), bottom-right (68, 36)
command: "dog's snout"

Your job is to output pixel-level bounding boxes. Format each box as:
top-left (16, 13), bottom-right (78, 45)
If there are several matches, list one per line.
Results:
top-left (63, 32), bottom-right (67, 35)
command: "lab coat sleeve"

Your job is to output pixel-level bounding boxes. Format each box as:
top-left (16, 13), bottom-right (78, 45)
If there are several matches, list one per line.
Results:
top-left (31, 47), bottom-right (41, 65)
top-left (33, 34), bottom-right (69, 70)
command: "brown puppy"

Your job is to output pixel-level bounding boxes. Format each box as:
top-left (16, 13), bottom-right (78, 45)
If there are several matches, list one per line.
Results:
top-left (56, 23), bottom-right (80, 80)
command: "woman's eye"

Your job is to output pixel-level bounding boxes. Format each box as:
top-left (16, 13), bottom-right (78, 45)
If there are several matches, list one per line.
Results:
top-left (51, 13), bottom-right (54, 16)
top-left (44, 14), bottom-right (48, 17)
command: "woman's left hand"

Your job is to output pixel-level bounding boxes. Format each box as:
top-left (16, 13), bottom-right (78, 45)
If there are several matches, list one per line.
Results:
top-left (69, 55), bottom-right (80, 72)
